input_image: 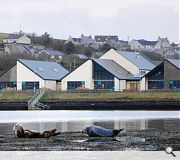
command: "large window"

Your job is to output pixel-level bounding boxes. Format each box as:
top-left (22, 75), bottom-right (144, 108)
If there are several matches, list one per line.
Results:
top-left (22, 81), bottom-right (39, 90)
top-left (0, 82), bottom-right (17, 90)
top-left (148, 66), bottom-right (164, 89)
top-left (169, 80), bottom-right (180, 89)
top-left (126, 81), bottom-right (140, 91)
top-left (93, 62), bottom-right (114, 90)
top-left (67, 81), bottom-right (85, 89)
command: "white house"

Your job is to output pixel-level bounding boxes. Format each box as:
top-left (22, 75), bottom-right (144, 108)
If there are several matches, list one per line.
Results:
top-left (61, 58), bottom-right (140, 91)
top-left (100, 49), bottom-right (156, 90)
top-left (155, 37), bottom-right (171, 49)
top-left (0, 59), bottom-right (69, 91)
top-left (3, 34), bottom-right (31, 45)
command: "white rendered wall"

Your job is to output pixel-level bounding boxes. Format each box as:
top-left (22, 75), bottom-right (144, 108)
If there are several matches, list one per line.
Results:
top-left (17, 61), bottom-right (56, 91)
top-left (114, 77), bottom-right (120, 91)
top-left (17, 35), bottom-right (31, 44)
top-left (100, 49), bottom-right (139, 75)
top-left (61, 60), bottom-right (93, 90)
top-left (120, 80), bottom-right (126, 91)
top-left (140, 77), bottom-right (146, 91)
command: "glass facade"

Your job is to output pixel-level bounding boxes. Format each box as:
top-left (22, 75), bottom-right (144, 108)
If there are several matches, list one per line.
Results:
top-left (148, 66), bottom-right (164, 89)
top-left (67, 81), bottom-right (85, 89)
top-left (93, 62), bottom-right (114, 90)
top-left (22, 81), bottom-right (39, 90)
top-left (0, 82), bottom-right (17, 90)
top-left (169, 80), bottom-right (180, 89)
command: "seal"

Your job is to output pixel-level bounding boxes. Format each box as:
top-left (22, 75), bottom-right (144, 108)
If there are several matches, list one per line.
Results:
top-left (82, 125), bottom-right (124, 137)
top-left (13, 124), bottom-right (60, 138)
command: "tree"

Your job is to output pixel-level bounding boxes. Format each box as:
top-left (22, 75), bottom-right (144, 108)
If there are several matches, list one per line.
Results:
top-left (64, 41), bottom-right (76, 54)
top-left (42, 32), bottom-right (51, 46)
top-left (101, 43), bottom-right (112, 52)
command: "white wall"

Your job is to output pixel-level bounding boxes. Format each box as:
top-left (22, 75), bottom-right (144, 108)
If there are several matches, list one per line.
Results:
top-left (17, 35), bottom-right (31, 44)
top-left (61, 60), bottom-right (93, 90)
top-left (114, 78), bottom-right (126, 91)
top-left (100, 49), bottom-right (139, 75)
top-left (17, 61), bottom-right (56, 90)
top-left (140, 77), bottom-right (146, 91)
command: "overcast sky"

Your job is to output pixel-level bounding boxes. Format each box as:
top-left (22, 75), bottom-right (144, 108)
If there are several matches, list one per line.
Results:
top-left (0, 0), bottom-right (179, 42)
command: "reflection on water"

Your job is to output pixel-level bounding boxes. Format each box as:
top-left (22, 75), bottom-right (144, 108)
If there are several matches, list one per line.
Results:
top-left (0, 119), bottom-right (179, 135)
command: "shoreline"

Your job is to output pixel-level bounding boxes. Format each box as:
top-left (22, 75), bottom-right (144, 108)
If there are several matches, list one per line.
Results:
top-left (0, 100), bottom-right (180, 110)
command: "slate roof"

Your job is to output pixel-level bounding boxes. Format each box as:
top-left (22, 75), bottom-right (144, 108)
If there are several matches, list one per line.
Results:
top-left (94, 36), bottom-right (118, 42)
top-left (118, 51), bottom-right (156, 70)
top-left (4, 34), bottom-right (24, 40)
top-left (43, 49), bottom-right (64, 56)
top-left (18, 59), bottom-right (69, 80)
top-left (167, 59), bottom-right (180, 69)
top-left (92, 59), bottom-right (139, 80)
top-left (74, 54), bottom-right (88, 59)
top-left (137, 39), bottom-right (157, 46)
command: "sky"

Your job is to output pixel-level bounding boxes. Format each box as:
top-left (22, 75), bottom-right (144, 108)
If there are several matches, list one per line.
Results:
top-left (0, 0), bottom-right (179, 43)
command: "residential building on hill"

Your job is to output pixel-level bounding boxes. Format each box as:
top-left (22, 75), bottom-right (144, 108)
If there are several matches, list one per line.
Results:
top-left (3, 34), bottom-right (31, 45)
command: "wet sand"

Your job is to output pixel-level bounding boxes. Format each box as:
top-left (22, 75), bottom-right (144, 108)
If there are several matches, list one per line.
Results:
top-left (0, 130), bottom-right (180, 151)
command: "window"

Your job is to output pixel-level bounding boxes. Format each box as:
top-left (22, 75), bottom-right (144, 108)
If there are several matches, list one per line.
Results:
top-left (169, 80), bottom-right (180, 89)
top-left (0, 82), bottom-right (17, 90)
top-left (67, 81), bottom-right (85, 89)
top-left (22, 82), bottom-right (39, 90)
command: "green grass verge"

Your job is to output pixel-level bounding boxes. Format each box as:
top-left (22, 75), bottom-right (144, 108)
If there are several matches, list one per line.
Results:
top-left (41, 92), bottom-right (180, 101)
top-left (0, 92), bottom-right (33, 101)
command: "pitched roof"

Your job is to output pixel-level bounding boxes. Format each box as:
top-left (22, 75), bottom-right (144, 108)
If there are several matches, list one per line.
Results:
top-left (94, 36), bottom-right (118, 42)
top-left (43, 49), bottom-right (64, 56)
top-left (18, 59), bottom-right (69, 80)
top-left (74, 54), bottom-right (88, 59)
top-left (72, 38), bottom-right (82, 43)
top-left (167, 59), bottom-right (180, 69)
top-left (4, 34), bottom-right (24, 40)
top-left (92, 59), bottom-right (139, 80)
top-left (137, 39), bottom-right (157, 45)
top-left (118, 51), bottom-right (156, 70)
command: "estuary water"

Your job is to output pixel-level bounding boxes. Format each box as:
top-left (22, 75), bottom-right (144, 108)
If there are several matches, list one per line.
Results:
top-left (0, 110), bottom-right (179, 134)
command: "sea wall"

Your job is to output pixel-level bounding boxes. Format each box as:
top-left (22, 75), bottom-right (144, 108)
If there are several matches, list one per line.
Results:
top-left (0, 100), bottom-right (179, 110)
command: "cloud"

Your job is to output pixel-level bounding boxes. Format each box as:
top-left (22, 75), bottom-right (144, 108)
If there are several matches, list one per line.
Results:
top-left (0, 0), bottom-right (179, 42)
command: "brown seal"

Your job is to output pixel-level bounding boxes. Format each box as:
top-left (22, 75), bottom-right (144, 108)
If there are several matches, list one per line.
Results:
top-left (13, 124), bottom-right (60, 138)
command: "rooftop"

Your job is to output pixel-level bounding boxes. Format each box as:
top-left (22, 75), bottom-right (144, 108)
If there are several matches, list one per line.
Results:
top-left (137, 39), bottom-right (157, 46)
top-left (92, 59), bottom-right (139, 80)
top-left (167, 59), bottom-right (180, 69)
top-left (118, 51), bottom-right (156, 70)
top-left (18, 59), bottom-right (69, 80)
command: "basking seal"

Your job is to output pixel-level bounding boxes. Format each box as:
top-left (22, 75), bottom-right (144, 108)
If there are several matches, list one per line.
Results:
top-left (82, 125), bottom-right (124, 137)
top-left (13, 124), bottom-right (60, 138)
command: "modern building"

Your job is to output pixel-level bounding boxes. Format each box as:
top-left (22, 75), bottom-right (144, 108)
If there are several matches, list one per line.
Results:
top-left (0, 59), bottom-right (69, 91)
top-left (61, 58), bottom-right (140, 91)
top-left (100, 49), bottom-right (156, 90)
top-left (144, 59), bottom-right (180, 90)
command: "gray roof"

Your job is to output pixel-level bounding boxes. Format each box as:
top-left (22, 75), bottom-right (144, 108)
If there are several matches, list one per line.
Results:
top-left (94, 35), bottom-right (118, 42)
top-left (4, 34), bottom-right (24, 40)
top-left (74, 54), bottom-right (88, 59)
top-left (92, 59), bottom-right (139, 80)
top-left (137, 39), bottom-right (157, 46)
top-left (118, 51), bottom-right (156, 70)
top-left (44, 49), bottom-right (64, 56)
top-left (167, 59), bottom-right (180, 69)
top-left (18, 59), bottom-right (69, 80)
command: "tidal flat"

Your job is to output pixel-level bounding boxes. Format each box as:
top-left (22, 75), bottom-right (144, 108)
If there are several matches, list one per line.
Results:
top-left (0, 130), bottom-right (180, 151)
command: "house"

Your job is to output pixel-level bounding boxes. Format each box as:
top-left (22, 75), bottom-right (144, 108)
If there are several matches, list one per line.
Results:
top-left (94, 35), bottom-right (119, 48)
top-left (129, 37), bottom-right (171, 51)
top-left (0, 59), bottom-right (69, 91)
top-left (3, 34), bottom-right (31, 45)
top-left (100, 49), bottom-right (156, 90)
top-left (65, 36), bottom-right (82, 45)
top-left (144, 59), bottom-right (180, 90)
top-left (129, 39), bottom-right (157, 51)
top-left (40, 49), bottom-right (64, 59)
top-left (155, 37), bottom-right (171, 49)
top-left (61, 58), bottom-right (140, 91)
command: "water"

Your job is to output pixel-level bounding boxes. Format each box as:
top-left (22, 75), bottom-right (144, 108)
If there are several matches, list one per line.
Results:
top-left (0, 111), bottom-right (179, 134)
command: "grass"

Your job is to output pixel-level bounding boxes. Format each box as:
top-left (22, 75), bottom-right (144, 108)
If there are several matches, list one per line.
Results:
top-left (41, 92), bottom-right (180, 101)
top-left (0, 92), bottom-right (33, 101)
top-left (0, 91), bottom-right (179, 101)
